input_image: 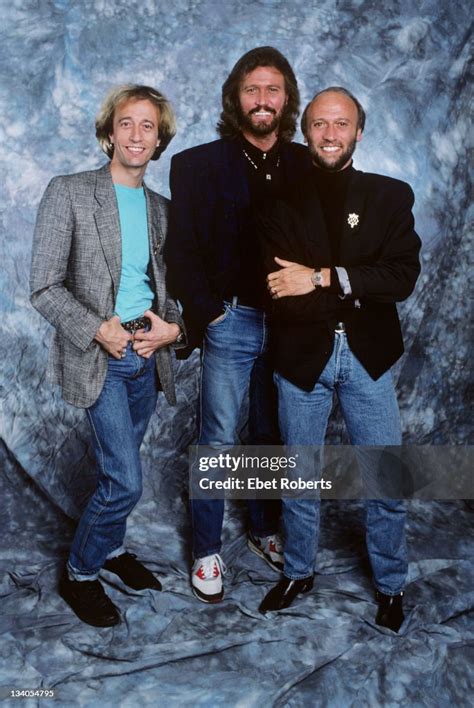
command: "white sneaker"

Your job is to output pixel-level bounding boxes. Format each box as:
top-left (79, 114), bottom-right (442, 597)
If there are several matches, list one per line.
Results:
top-left (191, 553), bottom-right (226, 603)
top-left (248, 532), bottom-right (284, 572)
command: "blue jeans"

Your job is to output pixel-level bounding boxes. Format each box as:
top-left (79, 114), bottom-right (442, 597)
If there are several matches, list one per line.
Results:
top-left (68, 342), bottom-right (158, 580)
top-left (191, 302), bottom-right (280, 558)
top-left (276, 332), bottom-right (407, 595)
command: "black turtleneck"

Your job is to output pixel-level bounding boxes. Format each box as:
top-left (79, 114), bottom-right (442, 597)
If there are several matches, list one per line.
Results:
top-left (312, 162), bottom-right (353, 263)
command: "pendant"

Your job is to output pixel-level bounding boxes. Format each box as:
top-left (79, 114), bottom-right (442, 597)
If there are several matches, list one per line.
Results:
top-left (347, 213), bottom-right (359, 228)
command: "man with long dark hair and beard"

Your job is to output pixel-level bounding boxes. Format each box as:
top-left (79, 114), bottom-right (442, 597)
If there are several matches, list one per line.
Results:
top-left (165, 47), bottom-right (310, 603)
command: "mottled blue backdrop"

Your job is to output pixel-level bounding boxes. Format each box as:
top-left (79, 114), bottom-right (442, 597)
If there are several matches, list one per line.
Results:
top-left (0, 1), bottom-right (472, 706)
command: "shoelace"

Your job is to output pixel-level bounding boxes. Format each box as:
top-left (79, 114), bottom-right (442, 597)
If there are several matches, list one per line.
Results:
top-left (266, 534), bottom-right (283, 553)
top-left (199, 554), bottom-right (227, 579)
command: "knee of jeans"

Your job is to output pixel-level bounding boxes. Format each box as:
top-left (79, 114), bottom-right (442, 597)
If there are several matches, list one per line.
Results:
top-left (109, 477), bottom-right (142, 512)
top-left (125, 479), bottom-right (143, 508)
top-left (368, 498), bottom-right (406, 512)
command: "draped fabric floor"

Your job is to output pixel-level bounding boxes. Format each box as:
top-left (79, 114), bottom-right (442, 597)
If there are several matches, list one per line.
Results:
top-left (1, 1), bottom-right (472, 705)
top-left (1, 359), bottom-right (472, 707)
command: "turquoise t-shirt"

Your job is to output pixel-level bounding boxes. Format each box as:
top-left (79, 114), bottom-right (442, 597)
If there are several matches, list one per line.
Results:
top-left (113, 184), bottom-right (154, 322)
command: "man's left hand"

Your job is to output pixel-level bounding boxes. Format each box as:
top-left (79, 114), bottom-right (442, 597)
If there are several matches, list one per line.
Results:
top-left (267, 257), bottom-right (331, 298)
top-left (132, 310), bottom-right (180, 358)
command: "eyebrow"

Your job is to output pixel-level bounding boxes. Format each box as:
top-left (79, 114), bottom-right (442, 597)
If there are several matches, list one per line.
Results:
top-left (311, 116), bottom-right (353, 122)
top-left (118, 115), bottom-right (155, 124)
top-left (242, 82), bottom-right (282, 89)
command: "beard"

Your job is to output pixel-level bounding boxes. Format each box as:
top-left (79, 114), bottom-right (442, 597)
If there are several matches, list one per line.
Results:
top-left (239, 105), bottom-right (281, 137)
top-left (309, 138), bottom-right (357, 172)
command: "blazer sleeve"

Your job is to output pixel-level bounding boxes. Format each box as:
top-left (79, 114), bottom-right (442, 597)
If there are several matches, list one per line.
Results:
top-left (345, 184), bottom-right (421, 303)
top-left (30, 177), bottom-right (103, 352)
top-left (257, 200), bottom-right (356, 324)
top-left (164, 153), bottom-right (224, 331)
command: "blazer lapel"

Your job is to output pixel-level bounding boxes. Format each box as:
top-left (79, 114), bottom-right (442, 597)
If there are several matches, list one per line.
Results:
top-left (145, 185), bottom-right (164, 255)
top-left (222, 139), bottom-right (250, 207)
top-left (93, 165), bottom-right (122, 298)
top-left (339, 169), bottom-right (369, 262)
top-left (144, 186), bottom-right (167, 315)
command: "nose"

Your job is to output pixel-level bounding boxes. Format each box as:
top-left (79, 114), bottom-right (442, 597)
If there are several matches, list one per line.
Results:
top-left (130, 124), bottom-right (142, 142)
top-left (323, 123), bottom-right (336, 142)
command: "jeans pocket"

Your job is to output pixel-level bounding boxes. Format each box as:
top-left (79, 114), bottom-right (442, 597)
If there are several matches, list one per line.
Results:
top-left (207, 304), bottom-right (231, 328)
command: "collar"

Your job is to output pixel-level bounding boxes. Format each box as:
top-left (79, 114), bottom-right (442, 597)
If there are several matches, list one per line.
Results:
top-left (311, 161), bottom-right (354, 190)
top-left (240, 134), bottom-right (281, 168)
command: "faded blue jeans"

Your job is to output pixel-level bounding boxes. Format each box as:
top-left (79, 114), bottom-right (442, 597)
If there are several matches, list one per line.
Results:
top-left (191, 302), bottom-right (280, 559)
top-left (276, 332), bottom-right (407, 595)
top-left (68, 341), bottom-right (158, 580)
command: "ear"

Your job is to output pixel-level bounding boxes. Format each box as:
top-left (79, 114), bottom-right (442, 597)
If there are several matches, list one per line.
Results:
top-left (356, 128), bottom-right (363, 143)
top-left (109, 134), bottom-right (114, 145)
top-left (156, 138), bottom-right (161, 146)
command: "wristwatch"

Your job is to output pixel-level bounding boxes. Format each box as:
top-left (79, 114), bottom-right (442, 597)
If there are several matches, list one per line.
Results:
top-left (311, 269), bottom-right (323, 288)
top-left (175, 329), bottom-right (185, 344)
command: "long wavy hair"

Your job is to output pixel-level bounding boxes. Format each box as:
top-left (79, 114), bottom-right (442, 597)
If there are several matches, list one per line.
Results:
top-left (217, 46), bottom-right (300, 143)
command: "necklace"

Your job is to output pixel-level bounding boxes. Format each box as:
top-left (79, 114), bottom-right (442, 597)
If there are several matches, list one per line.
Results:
top-left (242, 148), bottom-right (280, 180)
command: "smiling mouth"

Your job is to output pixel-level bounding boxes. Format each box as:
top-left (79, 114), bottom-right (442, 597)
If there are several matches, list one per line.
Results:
top-left (250, 107), bottom-right (276, 118)
top-left (126, 146), bottom-right (146, 153)
top-left (320, 145), bottom-right (342, 153)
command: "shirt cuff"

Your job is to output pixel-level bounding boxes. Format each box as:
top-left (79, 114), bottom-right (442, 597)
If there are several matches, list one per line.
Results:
top-left (335, 267), bottom-right (352, 299)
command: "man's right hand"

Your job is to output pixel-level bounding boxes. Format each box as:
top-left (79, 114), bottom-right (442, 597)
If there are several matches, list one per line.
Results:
top-left (94, 315), bottom-right (132, 359)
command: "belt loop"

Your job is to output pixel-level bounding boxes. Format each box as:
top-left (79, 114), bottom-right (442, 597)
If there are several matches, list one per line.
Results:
top-left (232, 296), bottom-right (238, 308)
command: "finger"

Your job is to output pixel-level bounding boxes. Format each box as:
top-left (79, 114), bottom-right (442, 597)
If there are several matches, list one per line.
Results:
top-left (274, 257), bottom-right (295, 267)
top-left (267, 271), bottom-right (280, 283)
top-left (133, 332), bottom-right (153, 343)
top-left (144, 309), bottom-right (163, 324)
top-left (133, 341), bottom-right (155, 354)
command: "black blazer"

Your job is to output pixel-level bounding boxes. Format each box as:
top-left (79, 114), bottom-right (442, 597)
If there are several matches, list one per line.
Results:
top-left (164, 137), bottom-right (310, 355)
top-left (257, 167), bottom-right (422, 391)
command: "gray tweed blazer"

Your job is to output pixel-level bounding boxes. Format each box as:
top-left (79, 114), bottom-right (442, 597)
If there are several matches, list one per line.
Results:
top-left (30, 163), bottom-right (184, 408)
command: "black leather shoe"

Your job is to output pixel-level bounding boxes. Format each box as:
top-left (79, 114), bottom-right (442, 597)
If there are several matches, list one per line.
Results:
top-left (103, 552), bottom-right (162, 591)
top-left (58, 569), bottom-right (120, 627)
top-left (375, 590), bottom-right (404, 632)
top-left (259, 575), bottom-right (314, 614)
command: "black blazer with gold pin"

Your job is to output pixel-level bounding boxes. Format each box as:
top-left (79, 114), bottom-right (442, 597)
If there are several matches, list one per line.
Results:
top-left (257, 166), bottom-right (422, 392)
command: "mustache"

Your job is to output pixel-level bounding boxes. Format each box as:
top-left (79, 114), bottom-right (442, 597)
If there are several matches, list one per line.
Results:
top-left (248, 105), bottom-right (276, 116)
